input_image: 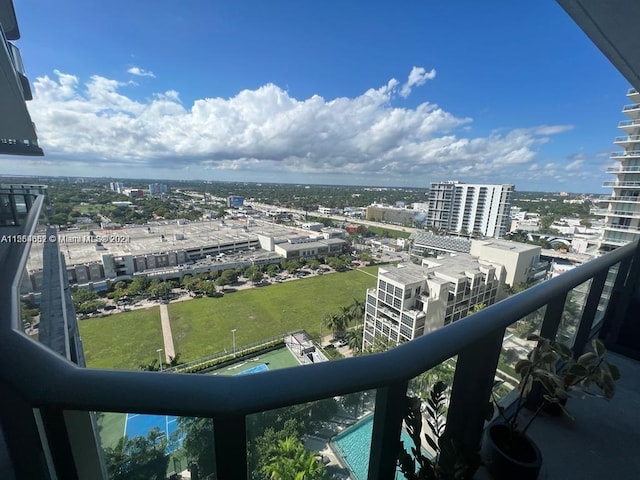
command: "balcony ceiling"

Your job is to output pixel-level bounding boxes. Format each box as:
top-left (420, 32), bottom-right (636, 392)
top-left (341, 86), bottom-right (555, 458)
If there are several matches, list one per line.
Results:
top-left (0, 0), bottom-right (19, 40)
top-left (0, 43), bottom-right (38, 141)
top-left (557, 0), bottom-right (640, 91)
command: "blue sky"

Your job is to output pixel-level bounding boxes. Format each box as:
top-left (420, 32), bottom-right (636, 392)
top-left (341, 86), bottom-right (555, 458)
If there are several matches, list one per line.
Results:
top-left (6, 0), bottom-right (631, 191)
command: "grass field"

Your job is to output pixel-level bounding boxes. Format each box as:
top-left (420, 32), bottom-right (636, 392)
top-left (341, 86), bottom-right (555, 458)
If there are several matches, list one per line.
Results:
top-left (79, 269), bottom-right (377, 369)
top-left (79, 307), bottom-right (163, 369)
top-left (169, 269), bottom-right (377, 361)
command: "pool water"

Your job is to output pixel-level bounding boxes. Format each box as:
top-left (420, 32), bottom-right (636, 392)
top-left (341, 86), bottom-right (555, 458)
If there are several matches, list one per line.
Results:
top-left (333, 415), bottom-right (416, 480)
top-left (235, 363), bottom-right (269, 375)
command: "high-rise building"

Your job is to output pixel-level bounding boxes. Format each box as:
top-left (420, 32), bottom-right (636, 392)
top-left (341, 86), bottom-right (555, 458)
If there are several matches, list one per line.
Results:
top-left (598, 88), bottom-right (640, 252)
top-left (425, 181), bottom-right (514, 238)
top-left (149, 183), bottom-right (168, 195)
top-left (109, 182), bottom-right (124, 193)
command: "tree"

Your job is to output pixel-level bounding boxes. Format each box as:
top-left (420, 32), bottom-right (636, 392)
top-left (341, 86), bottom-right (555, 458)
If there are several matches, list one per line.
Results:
top-left (346, 327), bottom-right (363, 354)
top-left (266, 264), bottom-right (280, 277)
top-left (261, 436), bottom-right (326, 480)
top-left (177, 417), bottom-right (216, 477)
top-left (349, 299), bottom-right (365, 326)
top-left (128, 276), bottom-right (151, 296)
top-left (103, 428), bottom-right (169, 480)
top-left (215, 269), bottom-right (237, 288)
top-left (323, 313), bottom-right (347, 339)
top-left (149, 280), bottom-right (172, 300)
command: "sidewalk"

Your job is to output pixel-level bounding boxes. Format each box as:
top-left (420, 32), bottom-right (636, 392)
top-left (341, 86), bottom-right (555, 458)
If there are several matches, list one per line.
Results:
top-left (159, 303), bottom-right (176, 362)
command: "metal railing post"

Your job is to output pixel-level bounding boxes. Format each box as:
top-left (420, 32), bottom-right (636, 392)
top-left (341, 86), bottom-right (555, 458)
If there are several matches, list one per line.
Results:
top-left (440, 328), bottom-right (505, 470)
top-left (214, 414), bottom-right (247, 480)
top-left (368, 381), bottom-right (408, 480)
top-left (0, 380), bottom-right (52, 479)
top-left (538, 292), bottom-right (568, 341)
top-left (572, 270), bottom-right (607, 356)
top-left (39, 407), bottom-right (79, 479)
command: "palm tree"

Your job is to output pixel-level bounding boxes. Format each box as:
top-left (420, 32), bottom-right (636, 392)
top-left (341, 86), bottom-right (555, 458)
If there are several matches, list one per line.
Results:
top-left (324, 313), bottom-right (347, 339)
top-left (346, 326), bottom-right (363, 354)
top-left (262, 437), bottom-right (325, 480)
top-left (349, 298), bottom-right (365, 326)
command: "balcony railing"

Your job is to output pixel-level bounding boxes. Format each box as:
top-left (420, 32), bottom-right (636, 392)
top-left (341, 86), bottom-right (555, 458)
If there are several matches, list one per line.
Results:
top-left (1, 195), bottom-right (640, 480)
top-left (599, 195), bottom-right (640, 202)
top-left (603, 181), bottom-right (640, 187)
top-left (622, 103), bottom-right (640, 111)
top-left (610, 150), bottom-right (640, 158)
top-left (604, 223), bottom-right (640, 232)
top-left (614, 135), bottom-right (640, 143)
top-left (606, 166), bottom-right (640, 173)
top-left (618, 119), bottom-right (640, 128)
top-left (628, 87), bottom-right (639, 96)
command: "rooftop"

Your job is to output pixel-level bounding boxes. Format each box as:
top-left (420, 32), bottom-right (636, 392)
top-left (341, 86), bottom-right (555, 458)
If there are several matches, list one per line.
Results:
top-left (26, 218), bottom-right (312, 268)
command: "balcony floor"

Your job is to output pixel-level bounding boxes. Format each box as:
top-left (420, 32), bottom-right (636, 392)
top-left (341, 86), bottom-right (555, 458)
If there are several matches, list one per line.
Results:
top-left (528, 352), bottom-right (640, 480)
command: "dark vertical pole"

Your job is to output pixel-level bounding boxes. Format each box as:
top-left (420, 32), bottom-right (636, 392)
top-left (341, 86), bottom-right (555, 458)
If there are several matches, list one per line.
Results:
top-left (0, 381), bottom-right (51, 479)
top-left (39, 407), bottom-right (79, 479)
top-left (368, 381), bottom-right (408, 480)
top-left (572, 270), bottom-right (607, 356)
top-left (539, 292), bottom-right (568, 341)
top-left (441, 328), bottom-right (504, 469)
top-left (214, 414), bottom-right (247, 480)
top-left (602, 242), bottom-right (640, 348)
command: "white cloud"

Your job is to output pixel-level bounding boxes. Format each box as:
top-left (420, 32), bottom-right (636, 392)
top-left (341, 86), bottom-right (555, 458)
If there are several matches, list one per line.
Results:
top-left (532, 125), bottom-right (574, 135)
top-left (127, 66), bottom-right (156, 78)
top-left (23, 67), bottom-right (574, 184)
top-left (400, 66), bottom-right (437, 98)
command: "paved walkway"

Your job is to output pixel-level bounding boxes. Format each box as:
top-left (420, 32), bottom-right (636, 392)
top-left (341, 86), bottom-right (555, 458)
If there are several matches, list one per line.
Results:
top-left (159, 303), bottom-right (176, 362)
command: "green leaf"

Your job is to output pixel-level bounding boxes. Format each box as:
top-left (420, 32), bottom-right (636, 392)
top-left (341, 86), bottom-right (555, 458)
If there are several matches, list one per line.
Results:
top-left (593, 338), bottom-right (606, 357)
top-left (554, 342), bottom-right (573, 359)
top-left (607, 362), bottom-right (621, 381)
top-left (567, 363), bottom-right (589, 377)
top-left (577, 352), bottom-right (598, 366)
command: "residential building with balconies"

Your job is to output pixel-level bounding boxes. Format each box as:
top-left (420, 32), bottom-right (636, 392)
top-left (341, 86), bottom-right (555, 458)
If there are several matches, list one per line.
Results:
top-left (425, 181), bottom-right (514, 238)
top-left (363, 254), bottom-right (500, 350)
top-left (598, 88), bottom-right (640, 251)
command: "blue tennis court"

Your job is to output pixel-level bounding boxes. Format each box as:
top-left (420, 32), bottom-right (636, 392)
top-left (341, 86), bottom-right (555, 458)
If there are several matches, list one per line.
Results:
top-left (124, 414), bottom-right (182, 453)
top-left (236, 363), bottom-right (269, 375)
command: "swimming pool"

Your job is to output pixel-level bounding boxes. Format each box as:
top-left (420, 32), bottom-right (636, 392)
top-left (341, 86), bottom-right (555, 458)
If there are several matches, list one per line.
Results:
top-left (333, 415), bottom-right (416, 480)
top-left (235, 362), bottom-right (269, 375)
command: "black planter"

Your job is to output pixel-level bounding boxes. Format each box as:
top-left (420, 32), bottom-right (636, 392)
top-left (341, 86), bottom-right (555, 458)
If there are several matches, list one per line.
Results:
top-left (481, 423), bottom-right (542, 480)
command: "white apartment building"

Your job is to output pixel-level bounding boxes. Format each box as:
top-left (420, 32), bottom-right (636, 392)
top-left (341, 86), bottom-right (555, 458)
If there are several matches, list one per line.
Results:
top-left (363, 254), bottom-right (500, 349)
top-left (426, 181), bottom-right (514, 238)
top-left (597, 88), bottom-right (640, 252)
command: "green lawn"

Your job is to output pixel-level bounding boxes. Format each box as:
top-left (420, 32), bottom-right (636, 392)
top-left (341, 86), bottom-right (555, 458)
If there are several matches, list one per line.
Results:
top-left (79, 307), bottom-right (163, 369)
top-left (169, 270), bottom-right (377, 361)
top-left (78, 269), bottom-right (376, 368)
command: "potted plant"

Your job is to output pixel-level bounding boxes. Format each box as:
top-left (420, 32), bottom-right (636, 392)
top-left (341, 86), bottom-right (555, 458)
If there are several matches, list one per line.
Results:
top-left (482, 335), bottom-right (620, 480)
top-left (398, 381), bottom-right (479, 480)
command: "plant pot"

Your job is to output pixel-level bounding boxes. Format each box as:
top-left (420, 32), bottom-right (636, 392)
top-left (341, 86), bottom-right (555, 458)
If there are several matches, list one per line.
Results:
top-left (481, 423), bottom-right (542, 480)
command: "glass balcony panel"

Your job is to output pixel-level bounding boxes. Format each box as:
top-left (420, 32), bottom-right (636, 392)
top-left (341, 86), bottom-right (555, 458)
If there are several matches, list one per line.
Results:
top-left (403, 359), bottom-right (457, 477)
top-left (497, 306), bottom-right (546, 403)
top-left (246, 392), bottom-right (376, 480)
top-left (18, 212), bottom-right (49, 344)
top-left (94, 411), bottom-right (213, 480)
top-left (557, 279), bottom-right (591, 347)
top-left (594, 263), bottom-right (619, 329)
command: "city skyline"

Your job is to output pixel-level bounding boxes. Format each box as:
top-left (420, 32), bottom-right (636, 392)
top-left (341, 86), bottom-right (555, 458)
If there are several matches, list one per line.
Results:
top-left (3, 1), bottom-right (631, 192)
